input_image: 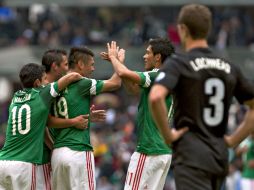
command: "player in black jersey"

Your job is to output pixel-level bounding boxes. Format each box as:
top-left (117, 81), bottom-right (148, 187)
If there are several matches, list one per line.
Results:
top-left (149, 4), bottom-right (254, 190)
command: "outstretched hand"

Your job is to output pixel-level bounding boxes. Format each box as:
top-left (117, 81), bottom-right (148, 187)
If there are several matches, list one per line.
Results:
top-left (107, 41), bottom-right (119, 59)
top-left (90, 105), bottom-right (106, 122)
top-left (100, 52), bottom-right (110, 61)
top-left (118, 48), bottom-right (125, 63)
top-left (73, 114), bottom-right (89, 130)
top-left (100, 41), bottom-right (125, 63)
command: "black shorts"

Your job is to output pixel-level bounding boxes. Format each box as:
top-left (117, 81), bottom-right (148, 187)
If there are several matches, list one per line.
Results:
top-left (173, 164), bottom-right (226, 190)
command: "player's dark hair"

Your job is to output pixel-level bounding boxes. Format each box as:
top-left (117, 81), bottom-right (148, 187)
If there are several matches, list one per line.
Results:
top-left (149, 38), bottom-right (175, 63)
top-left (19, 63), bottom-right (45, 88)
top-left (177, 4), bottom-right (212, 39)
top-left (42, 49), bottom-right (67, 73)
top-left (68, 46), bottom-right (94, 69)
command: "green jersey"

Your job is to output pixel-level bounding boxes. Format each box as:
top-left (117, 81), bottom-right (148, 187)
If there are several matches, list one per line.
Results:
top-left (52, 78), bottom-right (104, 151)
top-left (0, 83), bottom-right (59, 164)
top-left (240, 137), bottom-right (254, 178)
top-left (136, 69), bottom-right (173, 155)
top-left (42, 143), bottom-right (51, 164)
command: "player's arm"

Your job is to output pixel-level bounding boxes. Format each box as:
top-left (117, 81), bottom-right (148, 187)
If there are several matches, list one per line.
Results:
top-left (47, 114), bottom-right (89, 130)
top-left (149, 84), bottom-right (188, 146)
top-left (225, 99), bottom-right (254, 148)
top-left (122, 78), bottom-right (140, 95)
top-left (101, 73), bottom-right (122, 92)
top-left (57, 72), bottom-right (82, 91)
top-left (106, 41), bottom-right (141, 95)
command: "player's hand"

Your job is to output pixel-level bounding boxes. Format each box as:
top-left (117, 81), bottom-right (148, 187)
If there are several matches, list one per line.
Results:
top-left (90, 105), bottom-right (106, 122)
top-left (72, 114), bottom-right (89, 130)
top-left (118, 48), bottom-right (125, 63)
top-left (167, 127), bottom-right (189, 145)
top-left (100, 52), bottom-right (110, 62)
top-left (224, 135), bottom-right (234, 148)
top-left (107, 41), bottom-right (119, 59)
top-left (66, 72), bottom-right (83, 81)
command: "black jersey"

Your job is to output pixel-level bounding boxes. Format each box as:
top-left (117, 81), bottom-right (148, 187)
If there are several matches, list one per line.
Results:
top-left (155, 48), bottom-right (254, 174)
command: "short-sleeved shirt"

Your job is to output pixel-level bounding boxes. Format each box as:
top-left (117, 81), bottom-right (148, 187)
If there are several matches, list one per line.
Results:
top-left (240, 138), bottom-right (254, 178)
top-left (0, 83), bottom-right (59, 164)
top-left (52, 78), bottom-right (104, 151)
top-left (136, 69), bottom-right (173, 155)
top-left (155, 48), bottom-right (254, 175)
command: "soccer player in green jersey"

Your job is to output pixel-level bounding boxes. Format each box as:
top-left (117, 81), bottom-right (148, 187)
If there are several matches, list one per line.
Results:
top-left (236, 132), bottom-right (254, 190)
top-left (38, 49), bottom-right (90, 190)
top-left (39, 49), bottom-right (106, 190)
top-left (51, 45), bottom-right (121, 190)
top-left (103, 39), bottom-right (175, 189)
top-left (0, 63), bottom-right (83, 190)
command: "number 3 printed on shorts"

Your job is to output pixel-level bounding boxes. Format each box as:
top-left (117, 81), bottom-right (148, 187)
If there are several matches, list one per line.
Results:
top-left (203, 78), bottom-right (225, 127)
top-left (11, 104), bottom-right (31, 135)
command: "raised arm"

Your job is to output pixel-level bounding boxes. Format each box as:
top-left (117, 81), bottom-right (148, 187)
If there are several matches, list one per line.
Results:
top-left (103, 41), bottom-right (141, 94)
top-left (57, 72), bottom-right (82, 91)
top-left (149, 84), bottom-right (188, 145)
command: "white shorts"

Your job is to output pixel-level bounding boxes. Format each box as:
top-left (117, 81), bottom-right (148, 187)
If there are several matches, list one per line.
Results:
top-left (124, 152), bottom-right (172, 190)
top-left (36, 163), bottom-right (52, 190)
top-left (51, 147), bottom-right (95, 190)
top-left (241, 178), bottom-right (254, 190)
top-left (0, 160), bottom-right (36, 190)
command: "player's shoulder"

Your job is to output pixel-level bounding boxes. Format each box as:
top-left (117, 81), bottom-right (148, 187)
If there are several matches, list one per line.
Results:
top-left (73, 77), bottom-right (97, 88)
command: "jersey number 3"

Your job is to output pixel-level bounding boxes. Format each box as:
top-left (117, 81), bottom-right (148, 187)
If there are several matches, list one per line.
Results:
top-left (203, 78), bottom-right (225, 127)
top-left (11, 104), bottom-right (31, 135)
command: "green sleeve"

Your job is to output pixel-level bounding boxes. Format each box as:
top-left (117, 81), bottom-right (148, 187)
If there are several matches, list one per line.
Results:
top-left (40, 82), bottom-right (59, 109)
top-left (136, 71), bottom-right (158, 88)
top-left (78, 78), bottom-right (104, 96)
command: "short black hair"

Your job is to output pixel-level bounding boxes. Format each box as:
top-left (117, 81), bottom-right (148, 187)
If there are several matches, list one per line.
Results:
top-left (68, 46), bottom-right (94, 69)
top-left (148, 38), bottom-right (175, 63)
top-left (42, 49), bottom-right (67, 73)
top-left (19, 63), bottom-right (45, 88)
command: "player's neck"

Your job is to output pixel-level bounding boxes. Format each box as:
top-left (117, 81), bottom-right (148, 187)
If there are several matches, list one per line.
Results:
top-left (46, 73), bottom-right (57, 83)
top-left (154, 62), bottom-right (162, 69)
top-left (185, 38), bottom-right (208, 52)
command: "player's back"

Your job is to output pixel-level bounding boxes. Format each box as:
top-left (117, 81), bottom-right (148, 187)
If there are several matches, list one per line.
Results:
top-left (169, 47), bottom-right (253, 175)
top-left (0, 87), bottom-right (54, 164)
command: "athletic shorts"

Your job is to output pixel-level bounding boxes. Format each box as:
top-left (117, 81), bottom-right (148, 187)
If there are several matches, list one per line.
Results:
top-left (0, 160), bottom-right (36, 190)
top-left (51, 147), bottom-right (95, 190)
top-left (36, 163), bottom-right (52, 190)
top-left (173, 164), bottom-right (226, 190)
top-left (124, 151), bottom-right (172, 190)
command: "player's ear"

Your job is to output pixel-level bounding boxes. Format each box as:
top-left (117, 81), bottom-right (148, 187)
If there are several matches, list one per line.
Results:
top-left (178, 24), bottom-right (189, 38)
top-left (51, 62), bottom-right (57, 71)
top-left (33, 79), bottom-right (41, 88)
top-left (182, 24), bottom-right (190, 38)
top-left (77, 60), bottom-right (84, 69)
top-left (155, 53), bottom-right (161, 62)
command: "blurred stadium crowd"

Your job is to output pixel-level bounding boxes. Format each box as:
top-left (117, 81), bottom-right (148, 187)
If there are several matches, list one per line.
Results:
top-left (0, 5), bottom-right (254, 50)
top-left (0, 4), bottom-right (254, 190)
